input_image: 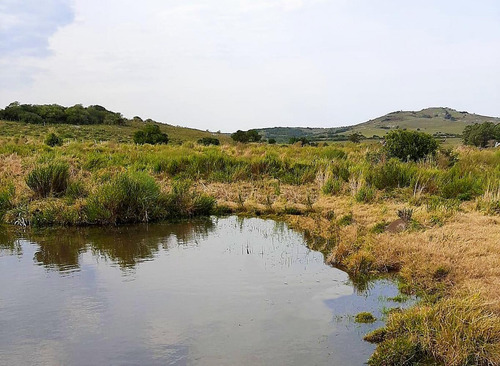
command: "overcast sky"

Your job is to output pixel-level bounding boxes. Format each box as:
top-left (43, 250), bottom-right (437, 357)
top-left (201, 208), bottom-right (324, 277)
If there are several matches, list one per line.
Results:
top-left (1, 0), bottom-right (499, 131)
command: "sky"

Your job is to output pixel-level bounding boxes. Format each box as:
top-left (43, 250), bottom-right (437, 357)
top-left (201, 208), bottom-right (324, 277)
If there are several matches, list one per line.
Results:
top-left (1, 0), bottom-right (499, 132)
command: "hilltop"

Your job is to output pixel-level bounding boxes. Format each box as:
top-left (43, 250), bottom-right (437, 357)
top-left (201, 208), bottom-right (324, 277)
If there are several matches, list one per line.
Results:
top-left (257, 107), bottom-right (500, 143)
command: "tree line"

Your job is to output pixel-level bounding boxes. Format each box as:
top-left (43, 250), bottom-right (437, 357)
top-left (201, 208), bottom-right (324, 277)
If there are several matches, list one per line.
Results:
top-left (0, 102), bottom-right (125, 125)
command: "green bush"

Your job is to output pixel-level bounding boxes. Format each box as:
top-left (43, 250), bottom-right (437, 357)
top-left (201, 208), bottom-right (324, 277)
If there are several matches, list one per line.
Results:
top-left (44, 133), bottom-right (63, 147)
top-left (26, 162), bottom-right (69, 198)
top-left (86, 172), bottom-right (161, 224)
top-left (385, 130), bottom-right (438, 162)
top-left (197, 137), bottom-right (220, 146)
top-left (133, 124), bottom-right (169, 145)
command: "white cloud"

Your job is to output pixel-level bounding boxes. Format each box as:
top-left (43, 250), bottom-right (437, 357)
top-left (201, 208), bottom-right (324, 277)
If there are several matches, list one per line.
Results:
top-left (1, 0), bottom-right (499, 131)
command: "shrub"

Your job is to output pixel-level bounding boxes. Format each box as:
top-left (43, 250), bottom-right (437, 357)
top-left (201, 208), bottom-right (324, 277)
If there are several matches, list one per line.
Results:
top-left (268, 138), bottom-right (276, 144)
top-left (197, 137), bottom-right (220, 146)
top-left (133, 124), bottom-right (168, 145)
top-left (384, 130), bottom-right (438, 162)
top-left (26, 162), bottom-right (69, 198)
top-left (86, 172), bottom-right (161, 224)
top-left (45, 133), bottom-right (63, 147)
top-left (231, 130), bottom-right (261, 143)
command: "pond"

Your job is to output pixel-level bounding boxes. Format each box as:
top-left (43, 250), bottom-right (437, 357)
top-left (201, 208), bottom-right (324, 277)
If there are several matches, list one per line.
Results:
top-left (0, 216), bottom-right (410, 365)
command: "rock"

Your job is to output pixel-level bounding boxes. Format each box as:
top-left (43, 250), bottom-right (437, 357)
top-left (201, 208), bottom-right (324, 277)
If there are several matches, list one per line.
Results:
top-left (386, 218), bottom-right (407, 233)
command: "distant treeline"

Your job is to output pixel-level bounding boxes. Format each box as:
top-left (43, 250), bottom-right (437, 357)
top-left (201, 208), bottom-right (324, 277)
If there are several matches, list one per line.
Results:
top-left (0, 102), bottom-right (125, 125)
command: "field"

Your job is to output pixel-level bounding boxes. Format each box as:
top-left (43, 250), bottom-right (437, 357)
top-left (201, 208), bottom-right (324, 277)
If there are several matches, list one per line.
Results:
top-left (1, 126), bottom-right (500, 365)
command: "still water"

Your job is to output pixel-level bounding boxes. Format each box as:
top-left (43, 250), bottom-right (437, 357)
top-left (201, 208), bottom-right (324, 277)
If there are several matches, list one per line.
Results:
top-left (0, 216), bottom-right (407, 366)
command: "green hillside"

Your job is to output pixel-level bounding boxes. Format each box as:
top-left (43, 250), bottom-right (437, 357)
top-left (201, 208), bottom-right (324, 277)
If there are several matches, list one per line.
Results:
top-left (257, 107), bottom-right (500, 143)
top-left (0, 119), bottom-right (229, 145)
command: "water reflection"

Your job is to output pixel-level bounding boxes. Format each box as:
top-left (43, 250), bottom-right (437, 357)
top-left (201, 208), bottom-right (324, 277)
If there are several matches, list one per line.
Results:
top-left (20, 218), bottom-right (216, 271)
top-left (0, 216), bottom-right (410, 366)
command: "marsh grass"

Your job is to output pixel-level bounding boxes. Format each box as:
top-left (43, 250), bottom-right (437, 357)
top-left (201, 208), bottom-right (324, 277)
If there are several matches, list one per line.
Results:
top-left (369, 295), bottom-right (500, 366)
top-left (26, 162), bottom-right (69, 198)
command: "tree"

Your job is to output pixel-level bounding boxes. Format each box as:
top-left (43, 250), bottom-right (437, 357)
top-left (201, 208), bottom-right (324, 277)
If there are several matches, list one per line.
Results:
top-left (246, 129), bottom-right (262, 142)
top-left (462, 122), bottom-right (499, 147)
top-left (231, 130), bottom-right (249, 143)
top-left (133, 124), bottom-right (169, 145)
top-left (348, 133), bottom-right (364, 143)
top-left (384, 130), bottom-right (438, 162)
top-left (268, 138), bottom-right (276, 144)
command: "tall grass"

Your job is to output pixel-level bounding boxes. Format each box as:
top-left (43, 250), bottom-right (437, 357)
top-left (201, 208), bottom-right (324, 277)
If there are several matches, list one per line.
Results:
top-left (369, 295), bottom-right (500, 366)
top-left (25, 162), bottom-right (69, 198)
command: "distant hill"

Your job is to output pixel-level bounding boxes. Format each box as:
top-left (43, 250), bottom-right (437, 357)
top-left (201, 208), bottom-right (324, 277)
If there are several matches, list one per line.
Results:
top-left (257, 108), bottom-right (500, 143)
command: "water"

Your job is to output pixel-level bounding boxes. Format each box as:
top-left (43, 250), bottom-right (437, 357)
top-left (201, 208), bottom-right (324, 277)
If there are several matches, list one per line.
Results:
top-left (0, 216), bottom-right (409, 366)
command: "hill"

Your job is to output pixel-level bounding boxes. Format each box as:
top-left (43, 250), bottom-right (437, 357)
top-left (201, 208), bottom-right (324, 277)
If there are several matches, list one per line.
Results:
top-left (0, 102), bottom-right (229, 144)
top-left (0, 119), bottom-right (229, 145)
top-left (256, 107), bottom-right (500, 143)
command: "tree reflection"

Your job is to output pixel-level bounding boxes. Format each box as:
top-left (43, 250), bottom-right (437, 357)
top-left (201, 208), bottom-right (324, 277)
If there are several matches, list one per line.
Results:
top-left (26, 218), bottom-right (215, 271)
top-left (0, 225), bottom-right (23, 255)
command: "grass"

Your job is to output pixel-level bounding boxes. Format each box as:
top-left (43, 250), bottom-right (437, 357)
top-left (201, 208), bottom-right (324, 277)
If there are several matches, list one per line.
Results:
top-left (0, 129), bottom-right (499, 365)
top-left (355, 312), bottom-right (377, 323)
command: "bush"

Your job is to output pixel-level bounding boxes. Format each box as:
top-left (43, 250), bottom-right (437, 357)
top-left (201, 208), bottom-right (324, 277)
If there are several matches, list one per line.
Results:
top-left (86, 172), bottom-right (161, 224)
top-left (26, 162), bottom-right (69, 198)
top-left (231, 130), bottom-right (262, 143)
top-left (268, 138), bottom-right (276, 144)
top-left (385, 130), bottom-right (438, 162)
top-left (133, 124), bottom-right (169, 145)
top-left (45, 133), bottom-right (63, 147)
top-left (197, 137), bottom-right (220, 146)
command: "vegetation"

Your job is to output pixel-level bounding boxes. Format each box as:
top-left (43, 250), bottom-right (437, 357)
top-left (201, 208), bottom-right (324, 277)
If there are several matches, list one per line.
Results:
top-left (197, 137), bottom-right (220, 146)
top-left (384, 130), bottom-right (439, 161)
top-left (45, 132), bottom-right (63, 147)
top-left (133, 124), bottom-right (169, 145)
top-left (231, 129), bottom-right (262, 143)
top-left (355, 312), bottom-right (376, 323)
top-left (1, 105), bottom-right (500, 365)
top-left (0, 101), bottom-right (124, 125)
top-left (26, 162), bottom-right (69, 198)
top-left (463, 122), bottom-right (500, 147)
